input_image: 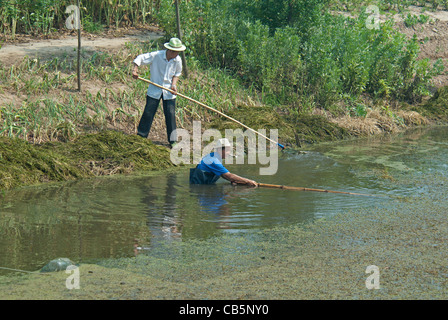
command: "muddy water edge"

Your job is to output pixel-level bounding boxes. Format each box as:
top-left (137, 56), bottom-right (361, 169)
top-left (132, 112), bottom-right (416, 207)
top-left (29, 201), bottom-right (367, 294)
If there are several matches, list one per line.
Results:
top-left (0, 126), bottom-right (448, 299)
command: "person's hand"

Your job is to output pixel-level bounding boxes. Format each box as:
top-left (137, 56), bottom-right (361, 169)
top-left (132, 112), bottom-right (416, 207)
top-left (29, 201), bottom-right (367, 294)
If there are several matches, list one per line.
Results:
top-left (132, 71), bottom-right (139, 79)
top-left (246, 180), bottom-right (258, 188)
top-left (171, 84), bottom-right (178, 94)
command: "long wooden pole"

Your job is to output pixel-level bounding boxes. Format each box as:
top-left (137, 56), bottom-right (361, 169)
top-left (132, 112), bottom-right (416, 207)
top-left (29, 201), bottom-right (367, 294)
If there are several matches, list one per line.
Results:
top-left (138, 77), bottom-right (285, 149)
top-left (257, 183), bottom-right (386, 198)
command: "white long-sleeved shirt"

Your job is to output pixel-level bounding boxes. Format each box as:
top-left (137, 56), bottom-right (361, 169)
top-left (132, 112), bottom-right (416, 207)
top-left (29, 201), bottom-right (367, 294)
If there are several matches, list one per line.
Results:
top-left (133, 50), bottom-right (182, 100)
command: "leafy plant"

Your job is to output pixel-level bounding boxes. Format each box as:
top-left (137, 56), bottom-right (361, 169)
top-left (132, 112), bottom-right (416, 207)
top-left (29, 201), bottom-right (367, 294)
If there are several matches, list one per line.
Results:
top-left (82, 14), bottom-right (103, 34)
top-left (404, 13), bottom-right (430, 27)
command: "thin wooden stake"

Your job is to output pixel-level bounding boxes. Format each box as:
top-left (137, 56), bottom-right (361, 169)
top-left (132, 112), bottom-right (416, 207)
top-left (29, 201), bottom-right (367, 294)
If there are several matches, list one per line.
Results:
top-left (77, 0), bottom-right (81, 91)
top-left (174, 0), bottom-right (188, 78)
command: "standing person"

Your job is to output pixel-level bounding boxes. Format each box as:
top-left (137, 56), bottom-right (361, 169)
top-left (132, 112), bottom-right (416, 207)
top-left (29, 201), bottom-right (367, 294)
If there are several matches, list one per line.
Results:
top-left (132, 37), bottom-right (186, 147)
top-left (190, 138), bottom-right (258, 187)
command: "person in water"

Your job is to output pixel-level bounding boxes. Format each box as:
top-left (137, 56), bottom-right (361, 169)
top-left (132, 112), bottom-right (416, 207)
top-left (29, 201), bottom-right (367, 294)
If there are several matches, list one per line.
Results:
top-left (190, 138), bottom-right (258, 187)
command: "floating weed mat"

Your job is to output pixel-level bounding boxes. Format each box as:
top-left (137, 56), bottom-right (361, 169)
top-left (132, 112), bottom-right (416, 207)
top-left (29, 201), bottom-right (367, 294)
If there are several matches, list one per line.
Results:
top-left (0, 130), bottom-right (174, 190)
top-left (211, 105), bottom-right (291, 131)
top-left (0, 136), bottom-right (83, 190)
top-left (97, 232), bottom-right (280, 285)
top-left (292, 114), bottom-right (350, 146)
top-left (52, 130), bottom-right (174, 174)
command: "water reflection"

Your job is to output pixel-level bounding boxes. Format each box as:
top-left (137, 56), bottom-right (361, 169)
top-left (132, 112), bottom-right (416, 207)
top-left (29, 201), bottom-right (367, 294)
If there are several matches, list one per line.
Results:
top-left (3, 126), bottom-right (446, 273)
top-left (0, 164), bottom-right (378, 273)
top-left (191, 184), bottom-right (231, 228)
top-left (190, 184), bottom-right (260, 231)
top-left (0, 180), bottom-right (152, 273)
top-left (138, 174), bottom-right (182, 246)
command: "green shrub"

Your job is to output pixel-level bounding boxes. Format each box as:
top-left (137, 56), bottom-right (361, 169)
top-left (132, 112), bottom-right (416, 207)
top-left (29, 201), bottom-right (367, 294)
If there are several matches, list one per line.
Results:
top-left (231, 0), bottom-right (329, 39)
top-left (82, 14), bottom-right (104, 34)
top-left (161, 0), bottom-right (443, 111)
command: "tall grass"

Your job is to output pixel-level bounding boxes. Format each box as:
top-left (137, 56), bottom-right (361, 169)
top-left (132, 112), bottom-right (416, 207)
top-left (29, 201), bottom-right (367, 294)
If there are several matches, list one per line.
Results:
top-left (0, 44), bottom-right (139, 142)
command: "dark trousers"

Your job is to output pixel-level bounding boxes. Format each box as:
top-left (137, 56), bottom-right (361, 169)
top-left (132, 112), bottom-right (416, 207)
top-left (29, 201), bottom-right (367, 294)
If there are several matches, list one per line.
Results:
top-left (137, 95), bottom-right (177, 143)
top-left (189, 166), bottom-right (220, 184)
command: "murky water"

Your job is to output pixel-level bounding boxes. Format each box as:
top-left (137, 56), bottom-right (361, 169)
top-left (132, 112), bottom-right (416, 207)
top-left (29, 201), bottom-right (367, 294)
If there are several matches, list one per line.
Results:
top-left (1, 126), bottom-right (447, 274)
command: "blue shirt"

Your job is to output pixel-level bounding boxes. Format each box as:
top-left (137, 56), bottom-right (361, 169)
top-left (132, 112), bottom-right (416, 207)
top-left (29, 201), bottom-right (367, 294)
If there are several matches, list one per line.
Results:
top-left (197, 152), bottom-right (229, 176)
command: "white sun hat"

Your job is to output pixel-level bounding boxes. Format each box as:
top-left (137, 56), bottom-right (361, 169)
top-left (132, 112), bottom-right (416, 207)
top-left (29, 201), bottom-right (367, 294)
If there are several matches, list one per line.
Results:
top-left (215, 138), bottom-right (231, 148)
top-left (164, 37), bottom-right (186, 51)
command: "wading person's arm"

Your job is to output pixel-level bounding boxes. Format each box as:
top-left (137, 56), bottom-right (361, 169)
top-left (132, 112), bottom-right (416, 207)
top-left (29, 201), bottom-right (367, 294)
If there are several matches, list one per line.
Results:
top-left (221, 172), bottom-right (258, 187)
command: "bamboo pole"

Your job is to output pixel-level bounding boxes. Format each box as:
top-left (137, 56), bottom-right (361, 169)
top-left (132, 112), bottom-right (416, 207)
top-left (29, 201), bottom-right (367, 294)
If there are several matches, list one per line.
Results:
top-left (257, 183), bottom-right (386, 198)
top-left (138, 77), bottom-right (285, 149)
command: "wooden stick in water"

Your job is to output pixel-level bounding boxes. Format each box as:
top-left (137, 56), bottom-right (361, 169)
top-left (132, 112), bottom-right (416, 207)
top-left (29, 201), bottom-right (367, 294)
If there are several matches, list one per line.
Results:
top-left (257, 183), bottom-right (385, 198)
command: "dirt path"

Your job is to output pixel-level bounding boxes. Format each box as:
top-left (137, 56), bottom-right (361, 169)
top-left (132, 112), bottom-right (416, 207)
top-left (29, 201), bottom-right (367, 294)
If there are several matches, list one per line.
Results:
top-left (0, 28), bottom-right (163, 67)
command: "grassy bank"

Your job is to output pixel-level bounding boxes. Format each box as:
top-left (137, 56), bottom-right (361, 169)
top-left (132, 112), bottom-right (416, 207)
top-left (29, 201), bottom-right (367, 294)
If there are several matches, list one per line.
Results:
top-left (1, 38), bottom-right (448, 191)
top-left (1, 34), bottom-right (445, 144)
top-left (2, 1), bottom-right (448, 191)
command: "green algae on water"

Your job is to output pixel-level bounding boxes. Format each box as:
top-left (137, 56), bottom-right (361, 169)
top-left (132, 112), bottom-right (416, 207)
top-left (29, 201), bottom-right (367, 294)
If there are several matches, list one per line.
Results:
top-left (0, 130), bottom-right (175, 191)
top-left (1, 128), bottom-right (448, 299)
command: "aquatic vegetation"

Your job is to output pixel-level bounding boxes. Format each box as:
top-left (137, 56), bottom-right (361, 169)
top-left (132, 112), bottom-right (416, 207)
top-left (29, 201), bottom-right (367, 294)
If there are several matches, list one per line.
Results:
top-left (292, 114), bottom-right (350, 145)
top-left (2, 174), bottom-right (447, 299)
top-left (1, 123), bottom-right (447, 300)
top-left (208, 104), bottom-right (351, 148)
top-left (0, 130), bottom-right (174, 191)
top-left (208, 104), bottom-right (296, 147)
